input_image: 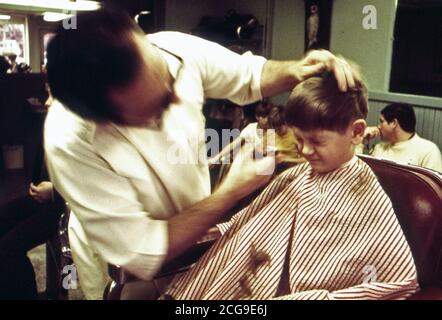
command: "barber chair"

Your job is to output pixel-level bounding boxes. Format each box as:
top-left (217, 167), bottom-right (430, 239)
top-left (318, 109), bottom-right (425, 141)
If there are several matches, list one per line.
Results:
top-left (103, 231), bottom-right (219, 300)
top-left (104, 156), bottom-right (441, 300)
top-left (358, 155), bottom-right (442, 299)
top-left (45, 204), bottom-right (73, 300)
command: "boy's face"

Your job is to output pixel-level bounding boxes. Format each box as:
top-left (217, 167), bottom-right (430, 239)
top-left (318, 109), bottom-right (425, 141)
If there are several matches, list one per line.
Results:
top-left (276, 124), bottom-right (288, 136)
top-left (256, 116), bottom-right (269, 130)
top-left (109, 32), bottom-right (178, 127)
top-left (292, 120), bottom-right (365, 173)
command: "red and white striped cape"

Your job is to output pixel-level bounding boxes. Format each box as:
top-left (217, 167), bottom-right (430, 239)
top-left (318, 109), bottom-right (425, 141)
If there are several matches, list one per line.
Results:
top-left (166, 157), bottom-right (419, 300)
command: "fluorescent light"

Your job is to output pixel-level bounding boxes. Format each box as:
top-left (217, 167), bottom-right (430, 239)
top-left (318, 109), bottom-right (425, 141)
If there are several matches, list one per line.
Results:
top-left (0, 1), bottom-right (101, 11)
top-left (0, 14), bottom-right (11, 20)
top-left (43, 12), bottom-right (73, 22)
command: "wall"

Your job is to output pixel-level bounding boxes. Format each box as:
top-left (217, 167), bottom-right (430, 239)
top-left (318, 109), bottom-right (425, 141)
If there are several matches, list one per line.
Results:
top-left (27, 15), bottom-right (54, 72)
top-left (330, 0), bottom-right (397, 92)
top-left (232, 0), bottom-right (269, 27)
top-left (164, 0), bottom-right (234, 33)
top-left (270, 0), bottom-right (305, 105)
top-left (329, 0), bottom-right (442, 150)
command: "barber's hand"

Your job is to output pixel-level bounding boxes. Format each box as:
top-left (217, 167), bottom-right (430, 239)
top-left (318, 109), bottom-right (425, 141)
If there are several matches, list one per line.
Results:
top-left (216, 144), bottom-right (275, 201)
top-left (363, 126), bottom-right (380, 141)
top-left (295, 50), bottom-right (357, 91)
top-left (29, 181), bottom-right (53, 203)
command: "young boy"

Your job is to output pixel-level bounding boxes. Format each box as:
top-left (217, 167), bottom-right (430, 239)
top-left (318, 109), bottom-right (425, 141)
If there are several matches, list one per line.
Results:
top-left (164, 71), bottom-right (418, 300)
top-left (268, 105), bottom-right (305, 166)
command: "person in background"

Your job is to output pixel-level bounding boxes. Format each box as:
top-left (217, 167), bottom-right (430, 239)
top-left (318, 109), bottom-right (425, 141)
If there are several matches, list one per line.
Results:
top-left (268, 105), bottom-right (305, 168)
top-left (208, 102), bottom-right (270, 168)
top-left (0, 96), bottom-right (64, 299)
top-left (364, 103), bottom-right (442, 172)
top-left (0, 55), bottom-right (10, 74)
top-left (6, 53), bottom-right (32, 73)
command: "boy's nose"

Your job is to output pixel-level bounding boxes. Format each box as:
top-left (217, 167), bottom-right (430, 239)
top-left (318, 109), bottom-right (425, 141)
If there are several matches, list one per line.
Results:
top-left (301, 143), bottom-right (315, 156)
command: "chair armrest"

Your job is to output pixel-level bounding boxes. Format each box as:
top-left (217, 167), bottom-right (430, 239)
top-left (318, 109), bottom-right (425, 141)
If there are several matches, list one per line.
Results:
top-left (108, 229), bottom-right (220, 284)
top-left (408, 287), bottom-right (442, 300)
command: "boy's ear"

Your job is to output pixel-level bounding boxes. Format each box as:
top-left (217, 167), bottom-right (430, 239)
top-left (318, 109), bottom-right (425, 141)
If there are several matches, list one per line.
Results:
top-left (351, 119), bottom-right (366, 145)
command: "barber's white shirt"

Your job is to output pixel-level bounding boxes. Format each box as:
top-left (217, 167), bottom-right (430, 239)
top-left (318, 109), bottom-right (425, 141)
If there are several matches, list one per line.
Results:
top-left (44, 32), bottom-right (266, 280)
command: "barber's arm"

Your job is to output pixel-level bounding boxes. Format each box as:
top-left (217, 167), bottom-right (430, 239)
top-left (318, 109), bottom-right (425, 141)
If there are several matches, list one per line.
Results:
top-left (207, 135), bottom-right (243, 168)
top-left (45, 126), bottom-right (274, 281)
top-left (195, 35), bottom-right (358, 104)
top-left (165, 144), bottom-right (274, 264)
top-left (260, 50), bottom-right (358, 98)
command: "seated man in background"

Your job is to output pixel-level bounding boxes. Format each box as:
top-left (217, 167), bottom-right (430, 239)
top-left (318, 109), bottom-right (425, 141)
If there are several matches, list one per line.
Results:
top-left (164, 69), bottom-right (418, 300)
top-left (364, 103), bottom-right (442, 172)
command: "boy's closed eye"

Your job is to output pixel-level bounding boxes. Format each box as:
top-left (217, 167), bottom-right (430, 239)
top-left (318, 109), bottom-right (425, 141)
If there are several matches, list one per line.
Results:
top-left (310, 139), bottom-right (326, 145)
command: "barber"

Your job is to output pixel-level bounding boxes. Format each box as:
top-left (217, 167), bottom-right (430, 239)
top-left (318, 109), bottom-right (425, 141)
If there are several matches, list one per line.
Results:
top-left (44, 8), bottom-right (357, 283)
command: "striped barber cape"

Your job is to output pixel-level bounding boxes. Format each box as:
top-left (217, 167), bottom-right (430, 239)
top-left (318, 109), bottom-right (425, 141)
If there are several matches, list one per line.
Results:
top-left (166, 156), bottom-right (419, 300)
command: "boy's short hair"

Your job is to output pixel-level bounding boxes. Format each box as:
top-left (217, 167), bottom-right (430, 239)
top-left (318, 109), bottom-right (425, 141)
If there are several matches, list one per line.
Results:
top-left (285, 70), bottom-right (368, 133)
top-left (255, 102), bottom-right (270, 118)
top-left (268, 105), bottom-right (286, 130)
top-left (381, 103), bottom-right (416, 133)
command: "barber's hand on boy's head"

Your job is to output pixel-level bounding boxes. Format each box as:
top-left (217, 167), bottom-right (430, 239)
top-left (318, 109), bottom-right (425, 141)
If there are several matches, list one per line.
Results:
top-left (216, 143), bottom-right (275, 201)
top-left (296, 50), bottom-right (358, 92)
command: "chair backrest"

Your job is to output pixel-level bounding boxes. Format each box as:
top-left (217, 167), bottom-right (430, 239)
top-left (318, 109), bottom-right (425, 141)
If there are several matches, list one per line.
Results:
top-left (359, 155), bottom-right (442, 288)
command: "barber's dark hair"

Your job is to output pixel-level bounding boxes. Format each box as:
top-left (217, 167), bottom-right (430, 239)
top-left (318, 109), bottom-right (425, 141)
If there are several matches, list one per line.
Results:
top-left (381, 103), bottom-right (416, 133)
top-left (46, 7), bottom-right (144, 122)
top-left (285, 67), bottom-right (368, 133)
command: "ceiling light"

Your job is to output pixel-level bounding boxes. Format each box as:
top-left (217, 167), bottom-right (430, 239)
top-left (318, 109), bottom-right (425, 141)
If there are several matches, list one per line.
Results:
top-left (0, 1), bottom-right (101, 11)
top-left (43, 12), bottom-right (73, 22)
top-left (0, 14), bottom-right (11, 20)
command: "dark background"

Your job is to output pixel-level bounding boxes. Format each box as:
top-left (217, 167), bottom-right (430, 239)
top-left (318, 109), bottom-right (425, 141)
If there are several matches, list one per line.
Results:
top-left (390, 0), bottom-right (442, 98)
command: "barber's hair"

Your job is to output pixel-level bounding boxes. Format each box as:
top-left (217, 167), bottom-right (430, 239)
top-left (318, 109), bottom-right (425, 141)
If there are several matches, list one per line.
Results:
top-left (255, 102), bottom-right (270, 118)
top-left (46, 7), bottom-right (144, 122)
top-left (381, 103), bottom-right (416, 133)
top-left (285, 68), bottom-right (368, 133)
top-left (268, 105), bottom-right (286, 130)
